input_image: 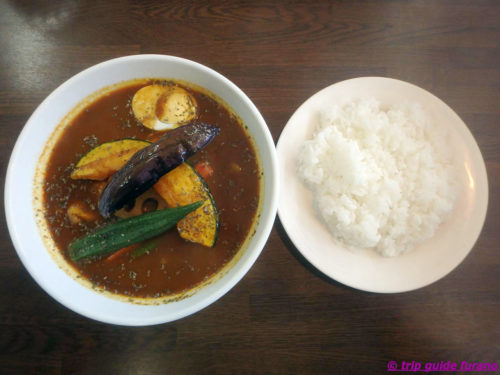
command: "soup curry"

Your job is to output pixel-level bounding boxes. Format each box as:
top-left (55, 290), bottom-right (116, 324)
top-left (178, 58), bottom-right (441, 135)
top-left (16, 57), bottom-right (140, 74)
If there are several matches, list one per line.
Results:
top-left (41, 79), bottom-right (260, 300)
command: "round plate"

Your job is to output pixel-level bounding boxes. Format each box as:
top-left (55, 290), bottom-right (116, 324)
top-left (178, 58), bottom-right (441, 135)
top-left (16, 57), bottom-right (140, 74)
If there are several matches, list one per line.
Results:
top-left (277, 77), bottom-right (488, 293)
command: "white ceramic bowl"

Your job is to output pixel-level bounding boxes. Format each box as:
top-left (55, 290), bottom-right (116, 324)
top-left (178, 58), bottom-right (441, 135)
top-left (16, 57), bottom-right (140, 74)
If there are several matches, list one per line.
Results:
top-left (5, 55), bottom-right (279, 325)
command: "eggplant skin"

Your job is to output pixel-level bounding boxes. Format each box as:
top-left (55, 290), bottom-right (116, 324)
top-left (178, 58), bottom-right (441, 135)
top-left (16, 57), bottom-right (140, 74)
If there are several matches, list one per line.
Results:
top-left (98, 122), bottom-right (220, 218)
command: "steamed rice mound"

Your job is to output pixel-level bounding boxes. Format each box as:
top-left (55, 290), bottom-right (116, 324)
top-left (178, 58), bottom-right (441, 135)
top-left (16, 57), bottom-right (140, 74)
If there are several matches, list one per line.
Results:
top-left (297, 98), bottom-right (457, 257)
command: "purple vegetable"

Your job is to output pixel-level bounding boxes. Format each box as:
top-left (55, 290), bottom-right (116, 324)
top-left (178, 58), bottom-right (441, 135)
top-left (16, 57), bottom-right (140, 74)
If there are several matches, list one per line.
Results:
top-left (98, 122), bottom-right (220, 218)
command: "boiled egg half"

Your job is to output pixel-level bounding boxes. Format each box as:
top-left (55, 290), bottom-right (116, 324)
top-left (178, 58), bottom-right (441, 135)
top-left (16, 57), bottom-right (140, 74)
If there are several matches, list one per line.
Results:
top-left (132, 84), bottom-right (198, 131)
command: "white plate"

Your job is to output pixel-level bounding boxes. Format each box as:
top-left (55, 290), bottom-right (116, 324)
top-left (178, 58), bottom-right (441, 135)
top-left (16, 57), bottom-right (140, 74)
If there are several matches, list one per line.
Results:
top-left (277, 77), bottom-right (488, 293)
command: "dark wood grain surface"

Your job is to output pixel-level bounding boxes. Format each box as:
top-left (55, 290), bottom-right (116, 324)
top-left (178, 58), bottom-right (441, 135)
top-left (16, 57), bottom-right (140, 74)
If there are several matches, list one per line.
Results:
top-left (1, 1), bottom-right (499, 374)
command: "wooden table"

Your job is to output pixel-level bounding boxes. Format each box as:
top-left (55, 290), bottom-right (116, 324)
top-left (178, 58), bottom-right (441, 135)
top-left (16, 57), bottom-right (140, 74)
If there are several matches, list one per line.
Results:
top-left (1, 1), bottom-right (498, 373)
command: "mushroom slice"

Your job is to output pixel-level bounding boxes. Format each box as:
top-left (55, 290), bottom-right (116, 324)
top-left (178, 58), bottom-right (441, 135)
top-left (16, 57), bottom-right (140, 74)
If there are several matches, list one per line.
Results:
top-left (132, 84), bottom-right (198, 131)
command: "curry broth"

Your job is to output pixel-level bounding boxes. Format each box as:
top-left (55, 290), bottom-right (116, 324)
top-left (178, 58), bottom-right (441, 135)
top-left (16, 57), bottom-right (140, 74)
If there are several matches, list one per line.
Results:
top-left (42, 80), bottom-right (260, 298)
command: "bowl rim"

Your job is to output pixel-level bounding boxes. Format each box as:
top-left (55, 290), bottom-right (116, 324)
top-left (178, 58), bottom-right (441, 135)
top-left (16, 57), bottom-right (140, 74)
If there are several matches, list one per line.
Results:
top-left (4, 54), bottom-right (279, 325)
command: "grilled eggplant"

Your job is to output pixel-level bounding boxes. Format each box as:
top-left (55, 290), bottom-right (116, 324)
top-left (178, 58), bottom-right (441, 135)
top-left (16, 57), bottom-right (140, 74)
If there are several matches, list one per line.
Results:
top-left (98, 122), bottom-right (220, 218)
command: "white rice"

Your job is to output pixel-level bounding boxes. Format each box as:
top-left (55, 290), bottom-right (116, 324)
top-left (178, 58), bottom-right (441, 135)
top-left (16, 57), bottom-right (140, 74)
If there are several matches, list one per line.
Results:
top-left (297, 98), bottom-right (458, 257)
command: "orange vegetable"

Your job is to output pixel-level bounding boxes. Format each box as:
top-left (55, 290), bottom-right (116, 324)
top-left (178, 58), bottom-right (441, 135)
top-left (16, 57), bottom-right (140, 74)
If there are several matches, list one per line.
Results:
top-left (104, 244), bottom-right (137, 262)
top-left (71, 139), bottom-right (150, 181)
top-left (195, 161), bottom-right (214, 179)
top-left (154, 163), bottom-right (218, 247)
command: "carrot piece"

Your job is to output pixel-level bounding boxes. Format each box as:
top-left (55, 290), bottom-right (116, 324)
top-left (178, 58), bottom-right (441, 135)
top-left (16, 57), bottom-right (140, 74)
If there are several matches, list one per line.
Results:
top-left (195, 161), bottom-right (214, 179)
top-left (104, 244), bottom-right (137, 262)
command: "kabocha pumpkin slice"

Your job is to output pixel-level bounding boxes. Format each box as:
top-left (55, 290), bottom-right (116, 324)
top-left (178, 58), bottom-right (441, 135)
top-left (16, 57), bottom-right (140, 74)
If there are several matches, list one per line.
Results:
top-left (71, 139), bottom-right (150, 180)
top-left (132, 84), bottom-right (198, 131)
top-left (154, 163), bottom-right (219, 247)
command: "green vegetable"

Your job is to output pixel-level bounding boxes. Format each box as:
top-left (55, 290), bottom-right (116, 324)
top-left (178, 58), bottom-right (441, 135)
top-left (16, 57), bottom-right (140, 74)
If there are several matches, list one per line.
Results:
top-left (131, 241), bottom-right (157, 259)
top-left (68, 201), bottom-right (203, 261)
